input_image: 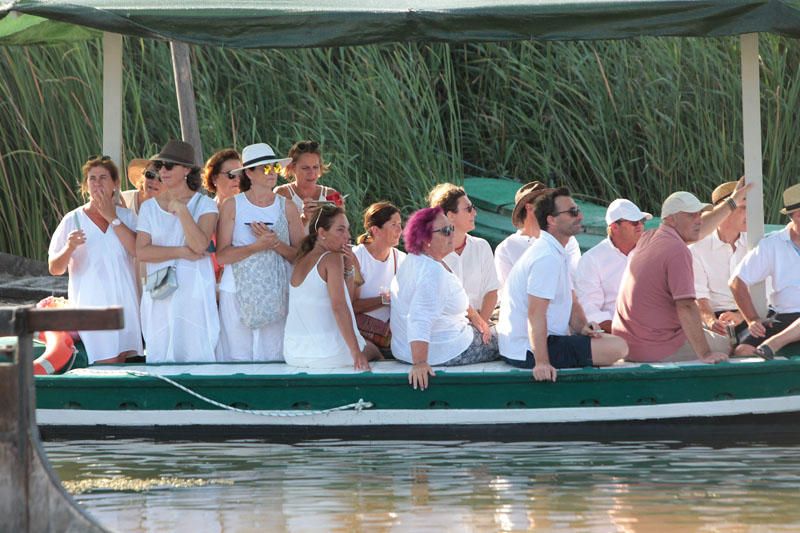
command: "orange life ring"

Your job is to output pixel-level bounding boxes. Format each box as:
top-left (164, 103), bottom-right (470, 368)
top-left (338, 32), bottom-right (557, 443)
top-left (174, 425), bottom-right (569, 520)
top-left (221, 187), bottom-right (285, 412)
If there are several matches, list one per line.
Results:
top-left (33, 330), bottom-right (75, 375)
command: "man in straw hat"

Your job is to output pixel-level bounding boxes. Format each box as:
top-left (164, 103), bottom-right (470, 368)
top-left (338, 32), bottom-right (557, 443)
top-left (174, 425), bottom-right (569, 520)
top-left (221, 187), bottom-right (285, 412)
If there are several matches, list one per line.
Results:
top-left (730, 183), bottom-right (800, 358)
top-left (689, 181), bottom-right (749, 346)
top-left (575, 198), bottom-right (652, 334)
top-left (613, 181), bottom-right (751, 364)
top-left (494, 181), bottom-right (581, 292)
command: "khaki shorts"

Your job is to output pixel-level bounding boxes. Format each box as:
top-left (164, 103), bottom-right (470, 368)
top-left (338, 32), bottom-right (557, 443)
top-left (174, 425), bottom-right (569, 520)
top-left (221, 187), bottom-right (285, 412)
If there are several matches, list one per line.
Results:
top-left (661, 330), bottom-right (732, 362)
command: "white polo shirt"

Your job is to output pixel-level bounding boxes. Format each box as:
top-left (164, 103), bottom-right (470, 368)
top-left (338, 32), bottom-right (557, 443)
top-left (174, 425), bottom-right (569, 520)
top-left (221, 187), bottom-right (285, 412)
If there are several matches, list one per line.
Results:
top-left (443, 234), bottom-right (500, 310)
top-left (690, 230), bottom-right (748, 311)
top-left (494, 230), bottom-right (581, 290)
top-left (731, 225), bottom-right (800, 314)
top-left (497, 231), bottom-right (573, 361)
top-left (575, 237), bottom-right (628, 324)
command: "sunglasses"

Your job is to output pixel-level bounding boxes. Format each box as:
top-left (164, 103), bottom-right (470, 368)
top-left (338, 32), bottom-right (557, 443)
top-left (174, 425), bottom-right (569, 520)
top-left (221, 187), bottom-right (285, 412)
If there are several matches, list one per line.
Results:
top-left (144, 169), bottom-right (161, 181)
top-left (460, 203), bottom-right (476, 214)
top-left (616, 218), bottom-right (646, 226)
top-left (432, 224), bottom-right (455, 237)
top-left (263, 162), bottom-right (283, 174)
top-left (294, 141), bottom-right (319, 152)
top-left (225, 171), bottom-right (240, 180)
top-left (152, 160), bottom-right (177, 171)
top-left (87, 154), bottom-right (111, 162)
top-left (554, 206), bottom-right (581, 218)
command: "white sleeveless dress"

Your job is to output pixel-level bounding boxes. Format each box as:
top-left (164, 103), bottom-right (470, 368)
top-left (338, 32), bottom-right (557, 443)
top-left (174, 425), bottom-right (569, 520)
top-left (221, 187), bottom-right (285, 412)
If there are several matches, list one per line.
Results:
top-left (284, 252), bottom-right (366, 368)
top-left (287, 184), bottom-right (328, 213)
top-left (217, 193), bottom-right (288, 361)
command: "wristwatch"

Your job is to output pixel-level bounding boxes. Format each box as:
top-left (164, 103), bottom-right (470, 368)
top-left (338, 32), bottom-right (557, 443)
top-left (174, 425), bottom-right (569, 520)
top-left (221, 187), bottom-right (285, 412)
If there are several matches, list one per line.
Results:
top-left (110, 218), bottom-right (122, 227)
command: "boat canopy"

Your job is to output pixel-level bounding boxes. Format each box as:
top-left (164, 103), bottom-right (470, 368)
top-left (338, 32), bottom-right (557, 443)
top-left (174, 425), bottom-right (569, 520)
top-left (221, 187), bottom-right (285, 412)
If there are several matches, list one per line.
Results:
top-left (3, 0), bottom-right (800, 47)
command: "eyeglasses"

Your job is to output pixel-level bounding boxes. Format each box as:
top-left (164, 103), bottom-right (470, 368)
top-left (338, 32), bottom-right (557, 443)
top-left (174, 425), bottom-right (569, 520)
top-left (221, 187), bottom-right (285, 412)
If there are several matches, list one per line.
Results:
top-left (294, 141), bottom-right (319, 153)
top-left (554, 206), bottom-right (581, 218)
top-left (460, 203), bottom-right (476, 214)
top-left (144, 169), bottom-right (161, 181)
top-left (616, 218), bottom-right (645, 226)
top-left (152, 160), bottom-right (176, 171)
top-left (432, 224), bottom-right (455, 237)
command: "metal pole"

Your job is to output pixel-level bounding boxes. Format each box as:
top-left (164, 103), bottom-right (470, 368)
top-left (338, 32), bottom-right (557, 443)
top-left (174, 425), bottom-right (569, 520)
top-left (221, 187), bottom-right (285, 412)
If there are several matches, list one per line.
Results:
top-left (740, 33), bottom-right (767, 317)
top-left (102, 33), bottom-right (123, 168)
top-left (170, 41), bottom-right (204, 166)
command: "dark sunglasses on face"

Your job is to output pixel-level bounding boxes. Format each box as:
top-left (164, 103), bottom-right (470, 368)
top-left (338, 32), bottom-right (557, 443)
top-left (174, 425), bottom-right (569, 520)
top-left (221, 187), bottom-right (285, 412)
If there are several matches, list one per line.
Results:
top-left (144, 169), bottom-right (161, 181)
top-left (153, 160), bottom-right (176, 171)
top-left (460, 203), bottom-right (476, 214)
top-left (617, 218), bottom-right (645, 226)
top-left (554, 206), bottom-right (581, 218)
top-left (432, 224), bottom-right (455, 237)
top-left (225, 171), bottom-right (239, 180)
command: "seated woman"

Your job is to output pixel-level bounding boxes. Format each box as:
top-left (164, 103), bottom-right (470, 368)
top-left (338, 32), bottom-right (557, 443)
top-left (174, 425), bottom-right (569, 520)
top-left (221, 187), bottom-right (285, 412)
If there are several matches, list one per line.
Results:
top-left (48, 155), bottom-right (142, 364)
top-left (121, 158), bottom-right (163, 215)
top-left (284, 204), bottom-right (382, 369)
top-left (390, 207), bottom-right (498, 390)
top-left (202, 149), bottom-right (242, 285)
top-left (428, 183), bottom-right (499, 326)
top-left (274, 140), bottom-right (343, 227)
top-left (352, 202), bottom-right (406, 352)
top-left (215, 143), bottom-right (304, 361)
top-left (136, 140), bottom-right (220, 363)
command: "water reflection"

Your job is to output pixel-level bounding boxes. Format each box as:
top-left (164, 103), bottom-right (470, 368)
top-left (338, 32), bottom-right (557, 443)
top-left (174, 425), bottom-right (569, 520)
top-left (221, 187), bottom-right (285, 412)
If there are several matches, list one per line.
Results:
top-left (44, 440), bottom-right (800, 532)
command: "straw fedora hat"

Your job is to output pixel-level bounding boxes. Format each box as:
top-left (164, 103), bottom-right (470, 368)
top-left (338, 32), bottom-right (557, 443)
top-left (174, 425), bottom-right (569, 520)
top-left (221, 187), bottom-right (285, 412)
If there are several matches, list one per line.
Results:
top-left (126, 158), bottom-right (151, 189)
top-left (511, 181), bottom-right (549, 228)
top-left (711, 181), bottom-right (737, 205)
top-left (780, 183), bottom-right (800, 215)
top-left (150, 139), bottom-right (198, 168)
top-left (231, 143), bottom-right (291, 173)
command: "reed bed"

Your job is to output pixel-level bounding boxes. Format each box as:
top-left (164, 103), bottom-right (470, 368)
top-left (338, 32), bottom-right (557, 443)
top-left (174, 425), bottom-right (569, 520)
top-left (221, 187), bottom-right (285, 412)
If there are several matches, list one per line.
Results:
top-left (1, 37), bottom-right (798, 259)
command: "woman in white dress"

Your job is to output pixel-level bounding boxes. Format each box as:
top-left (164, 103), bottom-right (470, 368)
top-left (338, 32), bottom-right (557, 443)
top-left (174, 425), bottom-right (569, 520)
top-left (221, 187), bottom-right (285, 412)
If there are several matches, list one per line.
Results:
top-left (274, 140), bottom-right (343, 227)
top-left (120, 158), bottom-right (163, 215)
top-left (48, 155), bottom-right (142, 364)
top-left (352, 202), bottom-right (406, 351)
top-left (284, 205), bottom-right (382, 369)
top-left (202, 149), bottom-right (242, 285)
top-left (215, 143), bottom-right (304, 361)
top-left (135, 140), bottom-right (220, 363)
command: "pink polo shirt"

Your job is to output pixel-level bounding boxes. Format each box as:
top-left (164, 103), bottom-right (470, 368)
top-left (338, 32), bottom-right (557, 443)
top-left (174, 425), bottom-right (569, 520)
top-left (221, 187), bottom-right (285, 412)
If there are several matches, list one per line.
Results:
top-left (612, 225), bottom-right (695, 361)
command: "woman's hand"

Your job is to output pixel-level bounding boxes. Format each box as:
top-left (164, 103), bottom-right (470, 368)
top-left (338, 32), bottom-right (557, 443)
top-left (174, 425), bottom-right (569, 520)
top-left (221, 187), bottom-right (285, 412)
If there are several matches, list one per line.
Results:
top-left (178, 246), bottom-right (204, 261)
top-left (352, 351), bottom-right (371, 371)
top-left (468, 310), bottom-right (492, 344)
top-left (93, 186), bottom-right (117, 222)
top-left (167, 198), bottom-right (190, 217)
top-left (67, 230), bottom-right (86, 250)
top-left (302, 199), bottom-right (318, 225)
top-left (250, 223), bottom-right (280, 250)
top-left (409, 362), bottom-right (435, 390)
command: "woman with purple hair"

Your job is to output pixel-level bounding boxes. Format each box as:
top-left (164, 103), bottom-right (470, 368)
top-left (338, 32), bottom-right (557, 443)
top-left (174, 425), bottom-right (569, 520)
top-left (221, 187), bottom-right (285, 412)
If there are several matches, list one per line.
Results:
top-left (390, 207), bottom-right (498, 390)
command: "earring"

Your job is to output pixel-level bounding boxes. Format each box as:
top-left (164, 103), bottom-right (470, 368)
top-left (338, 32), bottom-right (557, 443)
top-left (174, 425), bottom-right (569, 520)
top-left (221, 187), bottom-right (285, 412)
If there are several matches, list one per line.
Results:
top-left (321, 236), bottom-right (326, 241)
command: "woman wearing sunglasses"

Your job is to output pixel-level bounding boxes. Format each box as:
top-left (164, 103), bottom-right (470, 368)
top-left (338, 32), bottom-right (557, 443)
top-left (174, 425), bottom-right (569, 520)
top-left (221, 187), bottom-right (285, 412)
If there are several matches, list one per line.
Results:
top-left (215, 143), bottom-right (304, 361)
top-left (48, 155), bottom-right (142, 364)
top-left (202, 149), bottom-right (242, 284)
top-left (136, 140), bottom-right (220, 363)
top-left (390, 207), bottom-right (499, 391)
top-left (275, 140), bottom-right (343, 227)
top-left (120, 158), bottom-right (164, 215)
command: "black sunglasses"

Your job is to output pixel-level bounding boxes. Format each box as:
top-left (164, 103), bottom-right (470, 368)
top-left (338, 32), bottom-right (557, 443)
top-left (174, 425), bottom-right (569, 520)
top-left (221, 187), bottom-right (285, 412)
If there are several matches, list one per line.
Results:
top-left (460, 203), bottom-right (476, 214)
top-left (432, 224), bottom-right (455, 237)
top-left (294, 141), bottom-right (320, 152)
top-left (152, 160), bottom-right (177, 171)
top-left (554, 206), bottom-right (581, 218)
top-left (144, 169), bottom-right (161, 181)
top-left (87, 154), bottom-right (111, 162)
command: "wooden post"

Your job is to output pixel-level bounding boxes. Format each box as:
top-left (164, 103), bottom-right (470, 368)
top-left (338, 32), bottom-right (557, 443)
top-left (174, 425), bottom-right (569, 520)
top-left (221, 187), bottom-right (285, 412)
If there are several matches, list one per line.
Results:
top-left (102, 33), bottom-right (124, 169)
top-left (170, 41), bottom-right (204, 166)
top-left (740, 33), bottom-right (767, 317)
top-left (0, 306), bottom-right (123, 532)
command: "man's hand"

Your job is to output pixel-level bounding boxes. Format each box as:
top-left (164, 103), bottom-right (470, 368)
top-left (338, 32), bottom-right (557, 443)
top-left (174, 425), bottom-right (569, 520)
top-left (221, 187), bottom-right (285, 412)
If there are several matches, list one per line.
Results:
top-left (700, 351), bottom-right (729, 364)
top-left (533, 364), bottom-right (557, 382)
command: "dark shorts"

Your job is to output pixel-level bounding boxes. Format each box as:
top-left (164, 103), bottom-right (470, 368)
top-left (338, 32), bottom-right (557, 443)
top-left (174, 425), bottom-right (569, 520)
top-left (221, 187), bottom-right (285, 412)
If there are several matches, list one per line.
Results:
top-left (740, 311), bottom-right (800, 347)
top-left (501, 335), bottom-right (592, 369)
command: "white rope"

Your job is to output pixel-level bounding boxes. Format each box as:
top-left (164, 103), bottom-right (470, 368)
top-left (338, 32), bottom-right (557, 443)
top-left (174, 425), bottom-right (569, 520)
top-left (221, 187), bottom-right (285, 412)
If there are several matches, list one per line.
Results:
top-left (77, 369), bottom-right (373, 418)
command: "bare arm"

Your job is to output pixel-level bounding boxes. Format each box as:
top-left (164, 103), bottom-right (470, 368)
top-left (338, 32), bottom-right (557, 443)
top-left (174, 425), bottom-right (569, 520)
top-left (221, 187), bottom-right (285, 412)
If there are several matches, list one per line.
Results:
top-left (136, 231), bottom-right (200, 263)
top-left (730, 275), bottom-right (767, 338)
top-left (214, 198), bottom-right (265, 265)
top-left (48, 231), bottom-right (85, 276)
top-left (322, 254), bottom-right (369, 370)
top-left (697, 181), bottom-right (753, 241)
top-left (528, 294), bottom-right (556, 382)
top-left (479, 290), bottom-right (498, 322)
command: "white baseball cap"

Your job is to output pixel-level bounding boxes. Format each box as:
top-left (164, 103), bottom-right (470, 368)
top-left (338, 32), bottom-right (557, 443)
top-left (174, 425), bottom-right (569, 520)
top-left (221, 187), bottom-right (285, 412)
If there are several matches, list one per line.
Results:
top-left (605, 199), bottom-right (653, 225)
top-left (661, 191), bottom-right (711, 218)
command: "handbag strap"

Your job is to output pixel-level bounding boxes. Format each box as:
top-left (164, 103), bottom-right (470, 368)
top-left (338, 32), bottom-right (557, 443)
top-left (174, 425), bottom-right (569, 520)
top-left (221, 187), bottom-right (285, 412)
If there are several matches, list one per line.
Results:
top-left (392, 248), bottom-right (397, 274)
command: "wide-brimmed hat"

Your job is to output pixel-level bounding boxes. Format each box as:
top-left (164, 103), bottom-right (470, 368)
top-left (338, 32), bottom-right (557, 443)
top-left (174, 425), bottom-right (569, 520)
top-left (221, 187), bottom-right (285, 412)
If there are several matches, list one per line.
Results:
top-left (711, 181), bottom-right (738, 205)
top-left (511, 181), bottom-right (549, 227)
top-left (661, 191), bottom-right (711, 218)
top-left (231, 143), bottom-right (291, 173)
top-left (150, 140), bottom-right (197, 168)
top-left (780, 183), bottom-right (800, 215)
top-left (126, 158), bottom-right (151, 188)
top-left (605, 199), bottom-right (652, 225)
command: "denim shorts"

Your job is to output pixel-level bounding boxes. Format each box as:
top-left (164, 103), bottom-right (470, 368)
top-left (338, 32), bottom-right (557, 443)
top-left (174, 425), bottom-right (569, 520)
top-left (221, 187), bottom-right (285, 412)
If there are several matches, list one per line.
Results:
top-left (501, 334), bottom-right (592, 369)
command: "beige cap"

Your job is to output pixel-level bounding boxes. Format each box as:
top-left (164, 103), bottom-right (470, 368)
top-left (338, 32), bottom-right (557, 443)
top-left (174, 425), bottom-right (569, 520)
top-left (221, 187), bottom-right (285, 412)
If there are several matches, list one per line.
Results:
top-left (661, 191), bottom-right (711, 218)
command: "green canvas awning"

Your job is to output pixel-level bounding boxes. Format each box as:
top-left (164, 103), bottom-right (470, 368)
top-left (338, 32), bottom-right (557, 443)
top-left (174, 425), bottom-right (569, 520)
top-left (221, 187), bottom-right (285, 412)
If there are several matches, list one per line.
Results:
top-left (3, 1), bottom-right (800, 48)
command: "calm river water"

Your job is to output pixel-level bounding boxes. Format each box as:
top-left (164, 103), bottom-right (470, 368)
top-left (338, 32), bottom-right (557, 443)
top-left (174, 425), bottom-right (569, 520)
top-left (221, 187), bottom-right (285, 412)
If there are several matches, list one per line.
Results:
top-left (45, 440), bottom-right (800, 532)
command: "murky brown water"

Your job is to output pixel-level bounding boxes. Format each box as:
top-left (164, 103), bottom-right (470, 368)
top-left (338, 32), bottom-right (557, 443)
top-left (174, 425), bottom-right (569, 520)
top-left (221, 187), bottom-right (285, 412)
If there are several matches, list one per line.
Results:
top-left (45, 440), bottom-right (800, 532)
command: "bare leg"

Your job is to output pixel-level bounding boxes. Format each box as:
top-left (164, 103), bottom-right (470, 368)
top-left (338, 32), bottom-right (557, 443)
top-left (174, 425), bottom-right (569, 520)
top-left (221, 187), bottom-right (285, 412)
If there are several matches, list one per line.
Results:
top-left (591, 334), bottom-right (628, 366)
top-left (363, 341), bottom-right (384, 362)
top-left (760, 317), bottom-right (800, 354)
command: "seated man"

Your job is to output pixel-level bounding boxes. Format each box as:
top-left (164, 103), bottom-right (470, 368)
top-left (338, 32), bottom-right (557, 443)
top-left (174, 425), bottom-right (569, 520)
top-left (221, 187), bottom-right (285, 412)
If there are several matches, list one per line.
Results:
top-left (494, 181), bottom-right (581, 292)
top-left (730, 183), bottom-right (800, 354)
top-left (575, 199), bottom-right (651, 333)
top-left (612, 186), bottom-right (749, 363)
top-left (497, 187), bottom-right (628, 382)
top-left (690, 181), bottom-right (748, 343)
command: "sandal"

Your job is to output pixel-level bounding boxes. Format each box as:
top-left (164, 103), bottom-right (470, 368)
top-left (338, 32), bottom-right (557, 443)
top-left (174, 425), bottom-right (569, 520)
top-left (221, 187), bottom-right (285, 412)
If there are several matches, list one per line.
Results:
top-left (755, 344), bottom-right (775, 360)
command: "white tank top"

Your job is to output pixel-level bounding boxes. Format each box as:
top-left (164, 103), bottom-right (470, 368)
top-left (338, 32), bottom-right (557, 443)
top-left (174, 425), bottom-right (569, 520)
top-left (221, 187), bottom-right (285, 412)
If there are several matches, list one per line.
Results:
top-left (288, 183), bottom-right (328, 212)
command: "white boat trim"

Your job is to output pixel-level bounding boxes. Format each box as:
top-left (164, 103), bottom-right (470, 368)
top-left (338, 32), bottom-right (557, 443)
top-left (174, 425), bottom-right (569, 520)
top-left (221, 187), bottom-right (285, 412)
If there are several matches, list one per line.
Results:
top-left (37, 394), bottom-right (800, 427)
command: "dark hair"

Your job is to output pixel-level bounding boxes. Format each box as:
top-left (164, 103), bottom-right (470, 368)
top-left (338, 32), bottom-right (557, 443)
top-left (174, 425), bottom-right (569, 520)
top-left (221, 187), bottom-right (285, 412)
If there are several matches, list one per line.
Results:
top-left (80, 156), bottom-right (120, 197)
top-left (427, 183), bottom-right (466, 215)
top-left (297, 204), bottom-right (346, 260)
top-left (534, 187), bottom-right (571, 232)
top-left (286, 140), bottom-right (330, 181)
top-left (185, 166), bottom-right (202, 192)
top-left (403, 207), bottom-right (443, 255)
top-left (202, 149), bottom-right (240, 194)
top-left (357, 201), bottom-right (401, 244)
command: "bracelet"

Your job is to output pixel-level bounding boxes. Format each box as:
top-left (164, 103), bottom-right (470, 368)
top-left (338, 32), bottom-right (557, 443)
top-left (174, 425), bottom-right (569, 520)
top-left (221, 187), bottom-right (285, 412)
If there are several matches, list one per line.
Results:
top-left (725, 197), bottom-right (737, 211)
top-left (344, 266), bottom-right (355, 278)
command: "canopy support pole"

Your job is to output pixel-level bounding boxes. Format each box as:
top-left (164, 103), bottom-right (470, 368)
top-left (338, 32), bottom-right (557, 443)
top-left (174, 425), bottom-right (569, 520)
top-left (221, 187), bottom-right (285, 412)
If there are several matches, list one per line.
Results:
top-left (170, 42), bottom-right (204, 166)
top-left (102, 33), bottom-right (123, 168)
top-left (740, 33), bottom-right (767, 317)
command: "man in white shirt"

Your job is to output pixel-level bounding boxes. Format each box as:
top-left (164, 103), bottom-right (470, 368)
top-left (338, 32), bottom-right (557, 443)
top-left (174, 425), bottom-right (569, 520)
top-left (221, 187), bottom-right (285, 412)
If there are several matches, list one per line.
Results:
top-left (730, 183), bottom-right (800, 355)
top-left (497, 187), bottom-right (628, 382)
top-left (575, 199), bottom-right (652, 333)
top-left (690, 181), bottom-right (748, 340)
top-left (494, 181), bottom-right (581, 291)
